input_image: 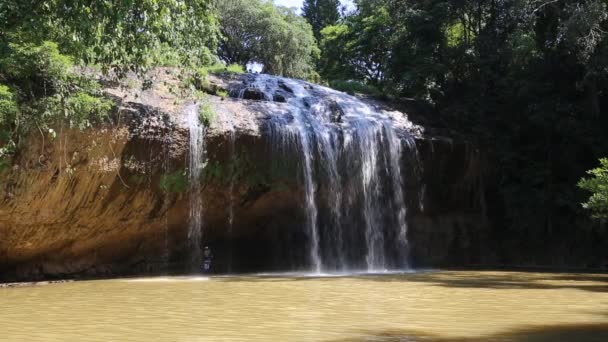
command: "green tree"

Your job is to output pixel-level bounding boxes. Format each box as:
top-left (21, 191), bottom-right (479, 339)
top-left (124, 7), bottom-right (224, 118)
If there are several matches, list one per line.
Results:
top-left (319, 1), bottom-right (392, 84)
top-left (579, 158), bottom-right (608, 219)
top-left (302, 0), bottom-right (341, 40)
top-left (216, 0), bottom-right (319, 79)
top-left (319, 24), bottom-right (356, 81)
top-left (216, 0), bottom-right (263, 67)
top-left (1, 0), bottom-right (219, 74)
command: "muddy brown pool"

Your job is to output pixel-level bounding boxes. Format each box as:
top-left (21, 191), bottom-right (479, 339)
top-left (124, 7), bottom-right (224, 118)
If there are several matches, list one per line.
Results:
top-left (2, 271), bottom-right (608, 341)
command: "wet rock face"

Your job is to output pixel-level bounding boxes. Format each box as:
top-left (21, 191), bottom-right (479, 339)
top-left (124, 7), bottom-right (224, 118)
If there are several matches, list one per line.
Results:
top-left (0, 72), bottom-right (491, 282)
top-left (241, 88), bottom-right (266, 101)
top-left (273, 94), bottom-right (286, 103)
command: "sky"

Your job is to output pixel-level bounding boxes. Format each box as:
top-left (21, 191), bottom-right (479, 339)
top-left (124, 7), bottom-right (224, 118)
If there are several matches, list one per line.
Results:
top-left (273, 0), bottom-right (304, 10)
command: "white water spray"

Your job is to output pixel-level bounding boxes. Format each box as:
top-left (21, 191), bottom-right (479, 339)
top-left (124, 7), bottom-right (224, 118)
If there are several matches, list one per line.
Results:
top-left (186, 104), bottom-right (205, 271)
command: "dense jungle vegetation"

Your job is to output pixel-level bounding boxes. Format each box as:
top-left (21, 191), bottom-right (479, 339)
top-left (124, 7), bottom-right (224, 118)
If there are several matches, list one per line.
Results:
top-left (0, 0), bottom-right (607, 237)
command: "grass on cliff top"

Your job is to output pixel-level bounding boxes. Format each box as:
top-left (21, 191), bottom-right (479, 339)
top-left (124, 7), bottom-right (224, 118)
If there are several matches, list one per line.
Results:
top-left (198, 63), bottom-right (244, 78)
top-left (198, 101), bottom-right (215, 128)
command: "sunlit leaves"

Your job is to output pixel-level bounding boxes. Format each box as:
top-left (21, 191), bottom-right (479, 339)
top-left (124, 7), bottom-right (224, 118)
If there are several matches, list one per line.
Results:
top-left (217, 0), bottom-right (318, 80)
top-left (1, 0), bottom-right (219, 75)
top-left (302, 0), bottom-right (341, 40)
top-left (579, 158), bottom-right (608, 219)
top-left (0, 85), bottom-right (18, 131)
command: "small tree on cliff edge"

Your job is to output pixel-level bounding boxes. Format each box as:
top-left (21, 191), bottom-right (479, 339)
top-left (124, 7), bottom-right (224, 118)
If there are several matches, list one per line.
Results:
top-left (578, 158), bottom-right (608, 219)
top-left (302, 0), bottom-right (341, 40)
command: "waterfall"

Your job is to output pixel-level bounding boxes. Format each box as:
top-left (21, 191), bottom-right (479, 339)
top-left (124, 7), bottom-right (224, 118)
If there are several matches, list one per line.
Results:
top-left (254, 77), bottom-right (323, 272)
top-left (236, 74), bottom-right (417, 272)
top-left (385, 124), bottom-right (411, 268)
top-left (356, 123), bottom-right (386, 270)
top-left (288, 83), bottom-right (322, 273)
top-left (186, 104), bottom-right (205, 272)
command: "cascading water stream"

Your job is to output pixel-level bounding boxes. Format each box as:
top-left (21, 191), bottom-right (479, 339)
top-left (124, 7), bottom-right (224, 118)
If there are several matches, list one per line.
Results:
top-left (385, 124), bottom-right (411, 268)
top-left (356, 123), bottom-right (386, 270)
top-left (186, 104), bottom-right (205, 272)
top-left (282, 79), bottom-right (323, 273)
top-left (235, 74), bottom-right (417, 272)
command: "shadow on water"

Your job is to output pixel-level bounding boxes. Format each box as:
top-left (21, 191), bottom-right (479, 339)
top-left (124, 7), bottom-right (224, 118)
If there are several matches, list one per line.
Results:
top-left (329, 323), bottom-right (608, 342)
top-left (212, 270), bottom-right (608, 292)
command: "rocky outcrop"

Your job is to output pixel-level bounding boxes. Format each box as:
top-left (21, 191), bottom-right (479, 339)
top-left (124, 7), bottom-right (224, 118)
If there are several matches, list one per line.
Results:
top-left (0, 71), bottom-right (491, 282)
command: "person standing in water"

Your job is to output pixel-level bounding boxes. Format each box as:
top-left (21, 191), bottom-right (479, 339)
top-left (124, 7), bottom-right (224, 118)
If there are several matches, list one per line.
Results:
top-left (202, 246), bottom-right (213, 273)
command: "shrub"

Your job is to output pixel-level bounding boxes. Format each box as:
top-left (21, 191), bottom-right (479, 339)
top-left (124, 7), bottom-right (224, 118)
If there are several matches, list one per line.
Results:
top-left (0, 41), bottom-right (114, 139)
top-left (159, 170), bottom-right (189, 193)
top-left (203, 63), bottom-right (245, 75)
top-left (193, 63), bottom-right (245, 82)
top-left (578, 158), bottom-right (608, 219)
top-left (65, 92), bottom-right (113, 129)
top-left (216, 89), bottom-right (228, 98)
top-left (0, 158), bottom-right (8, 174)
top-left (0, 41), bottom-right (74, 98)
top-left (198, 102), bottom-right (215, 128)
top-left (0, 85), bottom-right (18, 129)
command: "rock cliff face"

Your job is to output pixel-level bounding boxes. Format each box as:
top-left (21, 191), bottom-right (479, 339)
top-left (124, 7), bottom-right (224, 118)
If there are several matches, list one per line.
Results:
top-left (0, 71), bottom-right (490, 282)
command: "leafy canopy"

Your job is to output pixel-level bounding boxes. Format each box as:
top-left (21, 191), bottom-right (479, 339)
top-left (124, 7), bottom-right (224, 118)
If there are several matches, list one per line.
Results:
top-left (216, 0), bottom-right (319, 80)
top-left (0, 0), bottom-right (219, 74)
top-left (302, 0), bottom-right (341, 40)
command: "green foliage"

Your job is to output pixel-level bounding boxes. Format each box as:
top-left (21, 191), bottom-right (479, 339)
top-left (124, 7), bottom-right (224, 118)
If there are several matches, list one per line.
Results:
top-left (329, 80), bottom-right (381, 96)
top-left (0, 1), bottom-right (221, 174)
top-left (201, 63), bottom-right (245, 75)
top-left (318, 24), bottom-right (354, 81)
top-left (446, 22), bottom-right (465, 48)
top-left (201, 148), bottom-right (298, 189)
top-left (217, 0), bottom-right (319, 79)
top-left (216, 90), bottom-right (229, 98)
top-left (0, 40), bottom-right (114, 166)
top-left (65, 92), bottom-right (113, 129)
top-left (319, 4), bottom-right (394, 86)
top-left (1, 0), bottom-right (219, 75)
top-left (202, 160), bottom-right (225, 183)
top-left (0, 157), bottom-right (8, 174)
top-left (155, 43), bottom-right (184, 68)
top-left (0, 41), bottom-right (74, 99)
top-left (579, 159), bottom-right (608, 219)
top-left (159, 170), bottom-right (189, 193)
top-left (181, 63), bottom-right (242, 98)
top-left (302, 0), bottom-right (341, 40)
top-left (0, 85), bottom-right (18, 129)
top-left (198, 102), bottom-right (215, 128)
top-left (560, 0), bottom-right (608, 62)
